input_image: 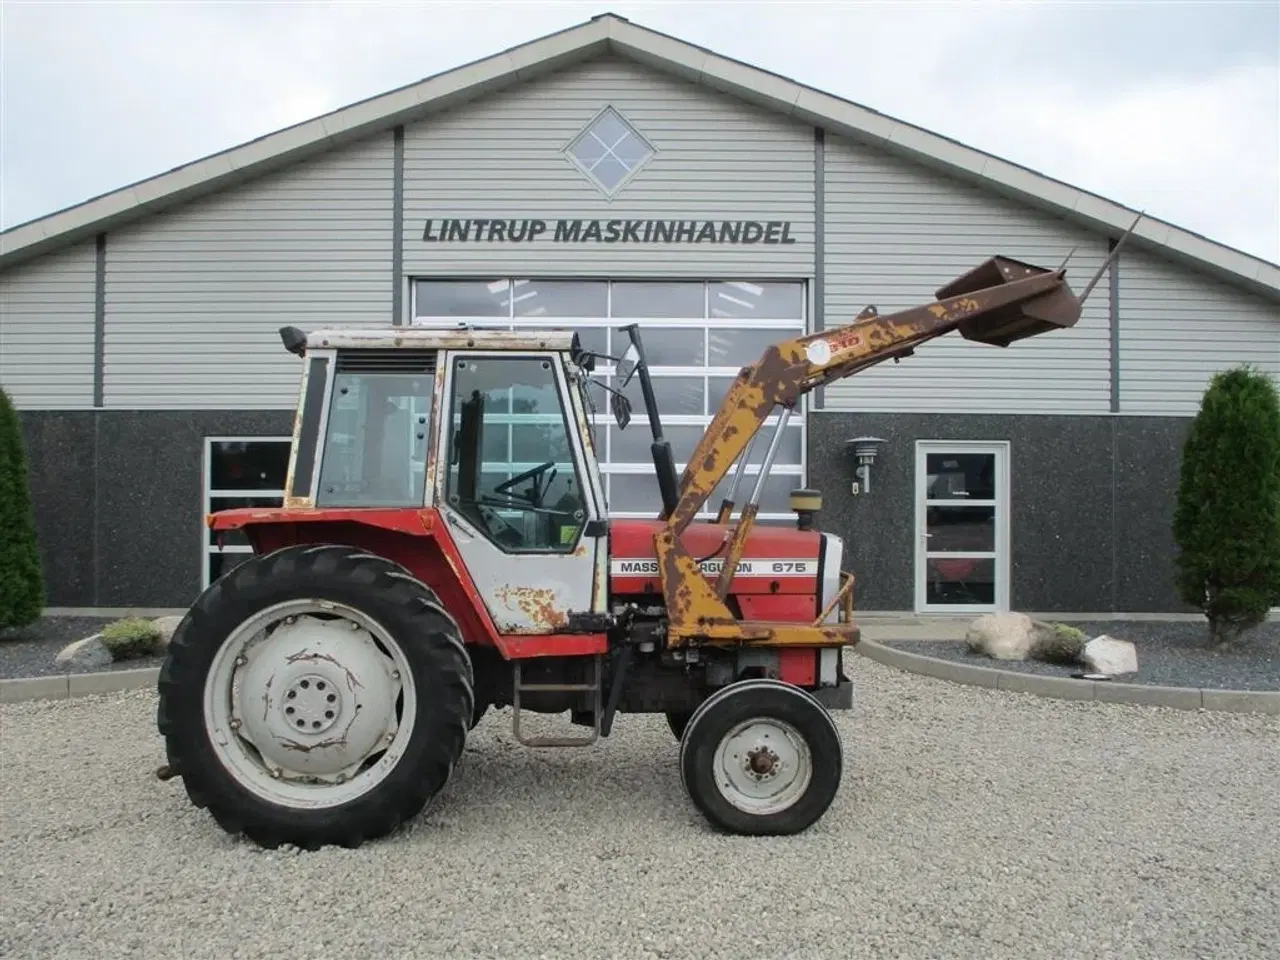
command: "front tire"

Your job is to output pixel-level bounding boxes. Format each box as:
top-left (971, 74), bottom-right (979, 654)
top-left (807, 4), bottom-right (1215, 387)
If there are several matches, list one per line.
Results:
top-left (678, 678), bottom-right (843, 836)
top-left (156, 544), bottom-right (474, 850)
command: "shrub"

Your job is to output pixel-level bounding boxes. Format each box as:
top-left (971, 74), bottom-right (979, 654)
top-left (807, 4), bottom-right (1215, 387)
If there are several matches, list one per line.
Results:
top-left (1173, 365), bottom-right (1280, 648)
top-left (100, 617), bottom-right (163, 661)
top-left (0, 387), bottom-right (44, 630)
top-left (1031, 622), bottom-right (1089, 665)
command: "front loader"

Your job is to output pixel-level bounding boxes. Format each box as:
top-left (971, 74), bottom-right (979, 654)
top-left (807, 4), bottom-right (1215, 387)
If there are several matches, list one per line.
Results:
top-left (155, 223), bottom-right (1135, 850)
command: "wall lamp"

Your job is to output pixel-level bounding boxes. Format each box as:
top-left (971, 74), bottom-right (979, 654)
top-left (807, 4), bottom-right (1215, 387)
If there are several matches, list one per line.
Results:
top-left (846, 436), bottom-right (887, 495)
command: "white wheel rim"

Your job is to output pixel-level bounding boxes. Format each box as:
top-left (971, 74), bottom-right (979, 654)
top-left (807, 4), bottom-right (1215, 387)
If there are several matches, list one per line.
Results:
top-left (202, 598), bottom-right (416, 810)
top-left (712, 718), bottom-right (812, 816)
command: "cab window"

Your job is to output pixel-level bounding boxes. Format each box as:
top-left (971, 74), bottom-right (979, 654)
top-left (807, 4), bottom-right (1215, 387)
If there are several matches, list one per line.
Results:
top-left (316, 368), bottom-right (432, 507)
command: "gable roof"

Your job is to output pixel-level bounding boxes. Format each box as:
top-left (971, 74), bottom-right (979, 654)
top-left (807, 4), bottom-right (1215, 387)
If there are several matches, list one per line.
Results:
top-left (3, 12), bottom-right (1277, 301)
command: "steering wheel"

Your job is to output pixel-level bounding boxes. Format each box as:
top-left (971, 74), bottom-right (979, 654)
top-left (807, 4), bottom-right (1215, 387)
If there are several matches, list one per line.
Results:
top-left (494, 460), bottom-right (557, 507)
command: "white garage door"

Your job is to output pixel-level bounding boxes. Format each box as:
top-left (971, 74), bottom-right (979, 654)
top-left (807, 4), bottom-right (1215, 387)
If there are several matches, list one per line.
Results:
top-left (412, 278), bottom-right (807, 522)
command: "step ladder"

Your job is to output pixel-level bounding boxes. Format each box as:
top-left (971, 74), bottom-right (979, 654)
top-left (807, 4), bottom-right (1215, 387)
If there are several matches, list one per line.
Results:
top-left (512, 655), bottom-right (602, 747)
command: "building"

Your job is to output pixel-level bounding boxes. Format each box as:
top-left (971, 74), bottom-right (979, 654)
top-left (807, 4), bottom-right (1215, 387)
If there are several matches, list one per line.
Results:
top-left (2, 13), bottom-right (1277, 616)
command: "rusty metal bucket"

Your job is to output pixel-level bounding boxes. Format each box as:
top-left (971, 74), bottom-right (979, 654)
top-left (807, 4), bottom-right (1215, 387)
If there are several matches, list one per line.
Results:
top-left (935, 255), bottom-right (1083, 347)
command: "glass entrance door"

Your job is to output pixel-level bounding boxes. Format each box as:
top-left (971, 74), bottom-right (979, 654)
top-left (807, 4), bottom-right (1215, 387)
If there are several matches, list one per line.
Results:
top-left (914, 441), bottom-right (1010, 614)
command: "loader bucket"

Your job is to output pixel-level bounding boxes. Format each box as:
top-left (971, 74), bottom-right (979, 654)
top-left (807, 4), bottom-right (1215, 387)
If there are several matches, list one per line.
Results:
top-left (936, 255), bottom-right (1082, 347)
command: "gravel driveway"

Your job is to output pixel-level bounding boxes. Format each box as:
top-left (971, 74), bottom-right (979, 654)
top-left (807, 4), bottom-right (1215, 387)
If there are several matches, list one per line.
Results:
top-left (3, 656), bottom-right (1278, 960)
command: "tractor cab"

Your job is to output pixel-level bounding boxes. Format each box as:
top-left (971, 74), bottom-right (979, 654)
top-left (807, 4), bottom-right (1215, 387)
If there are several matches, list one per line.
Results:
top-left (251, 324), bottom-right (619, 635)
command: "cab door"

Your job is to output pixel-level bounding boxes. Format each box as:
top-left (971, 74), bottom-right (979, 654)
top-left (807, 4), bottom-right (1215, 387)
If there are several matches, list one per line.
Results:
top-left (434, 350), bottom-right (607, 635)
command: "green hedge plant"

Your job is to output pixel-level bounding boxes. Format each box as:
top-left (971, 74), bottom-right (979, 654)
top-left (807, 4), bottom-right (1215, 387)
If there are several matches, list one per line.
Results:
top-left (1173, 365), bottom-right (1280, 649)
top-left (1032, 622), bottom-right (1090, 665)
top-left (0, 387), bottom-right (44, 630)
top-left (100, 617), bottom-right (164, 661)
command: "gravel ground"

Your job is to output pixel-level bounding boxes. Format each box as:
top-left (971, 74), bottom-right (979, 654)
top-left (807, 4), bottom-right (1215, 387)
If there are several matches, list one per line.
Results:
top-left (888, 620), bottom-right (1280, 691)
top-left (2, 656), bottom-right (1278, 960)
top-left (0, 617), bottom-right (165, 679)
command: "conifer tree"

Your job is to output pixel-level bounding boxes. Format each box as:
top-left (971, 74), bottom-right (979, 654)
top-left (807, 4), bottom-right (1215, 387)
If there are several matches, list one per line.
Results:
top-left (0, 387), bottom-right (45, 629)
top-left (1173, 366), bottom-right (1280, 648)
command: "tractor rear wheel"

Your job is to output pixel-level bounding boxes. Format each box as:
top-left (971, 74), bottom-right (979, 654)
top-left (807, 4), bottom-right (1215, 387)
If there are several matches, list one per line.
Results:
top-left (156, 543), bottom-right (474, 850)
top-left (678, 678), bottom-right (842, 836)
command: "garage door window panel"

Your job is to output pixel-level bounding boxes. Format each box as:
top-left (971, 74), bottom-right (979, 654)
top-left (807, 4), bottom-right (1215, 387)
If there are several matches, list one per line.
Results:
top-left (709, 281), bottom-right (805, 320)
top-left (610, 281), bottom-right (705, 319)
top-left (512, 279), bottom-right (609, 318)
top-left (414, 279), bottom-right (510, 318)
top-left (615, 374), bottom-right (705, 417)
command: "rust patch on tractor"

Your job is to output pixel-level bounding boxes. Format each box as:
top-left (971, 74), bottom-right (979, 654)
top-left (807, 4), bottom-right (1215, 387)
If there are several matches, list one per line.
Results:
top-left (285, 650), bottom-right (363, 691)
top-left (277, 737), bottom-right (348, 753)
top-left (493, 585), bottom-right (569, 631)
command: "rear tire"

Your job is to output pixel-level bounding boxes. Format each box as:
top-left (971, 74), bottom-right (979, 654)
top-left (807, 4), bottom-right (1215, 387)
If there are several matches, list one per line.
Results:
top-left (156, 543), bottom-right (474, 850)
top-left (678, 678), bottom-right (842, 836)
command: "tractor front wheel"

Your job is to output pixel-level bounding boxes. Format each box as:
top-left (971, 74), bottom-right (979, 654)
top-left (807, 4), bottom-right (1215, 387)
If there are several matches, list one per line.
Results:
top-left (678, 678), bottom-right (843, 836)
top-left (156, 544), bottom-right (475, 850)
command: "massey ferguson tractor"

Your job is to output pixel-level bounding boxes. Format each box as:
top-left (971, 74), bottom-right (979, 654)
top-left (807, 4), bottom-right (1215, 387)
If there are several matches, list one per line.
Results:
top-left (155, 231), bottom-right (1131, 850)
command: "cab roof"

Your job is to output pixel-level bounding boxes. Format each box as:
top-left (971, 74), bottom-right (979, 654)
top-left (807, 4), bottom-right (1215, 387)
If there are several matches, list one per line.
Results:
top-left (292, 325), bottom-right (583, 354)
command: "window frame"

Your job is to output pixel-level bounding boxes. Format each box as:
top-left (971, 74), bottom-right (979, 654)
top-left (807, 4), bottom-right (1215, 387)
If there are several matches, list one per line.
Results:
top-left (562, 104), bottom-right (658, 198)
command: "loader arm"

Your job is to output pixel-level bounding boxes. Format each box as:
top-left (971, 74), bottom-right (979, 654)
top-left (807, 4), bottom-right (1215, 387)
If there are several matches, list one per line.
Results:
top-left (654, 219), bottom-right (1140, 647)
top-left (668, 262), bottom-right (1079, 531)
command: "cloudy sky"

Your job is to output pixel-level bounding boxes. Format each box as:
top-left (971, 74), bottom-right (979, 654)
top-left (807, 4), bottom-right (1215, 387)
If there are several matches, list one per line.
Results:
top-left (3, 0), bottom-right (1277, 263)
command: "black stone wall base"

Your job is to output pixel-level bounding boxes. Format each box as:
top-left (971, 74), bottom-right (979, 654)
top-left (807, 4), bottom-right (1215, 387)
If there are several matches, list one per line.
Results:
top-left (808, 412), bottom-right (1196, 614)
top-left (19, 408), bottom-right (1195, 613)
top-left (18, 409), bottom-right (294, 608)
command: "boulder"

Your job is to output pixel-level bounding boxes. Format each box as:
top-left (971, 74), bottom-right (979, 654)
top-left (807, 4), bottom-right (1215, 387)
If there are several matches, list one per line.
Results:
top-left (1083, 635), bottom-right (1138, 676)
top-left (966, 612), bottom-right (1042, 661)
top-left (152, 615), bottom-right (184, 647)
top-left (55, 634), bottom-right (113, 670)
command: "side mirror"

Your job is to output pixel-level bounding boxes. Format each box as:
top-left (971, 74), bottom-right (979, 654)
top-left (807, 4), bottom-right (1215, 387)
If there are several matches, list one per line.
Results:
top-left (616, 341), bottom-right (641, 387)
top-left (569, 332), bottom-right (597, 373)
top-left (611, 393), bottom-right (632, 431)
top-left (278, 325), bottom-right (307, 357)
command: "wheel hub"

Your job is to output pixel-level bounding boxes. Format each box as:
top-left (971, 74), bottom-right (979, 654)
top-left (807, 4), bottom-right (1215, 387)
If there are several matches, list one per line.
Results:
top-left (713, 718), bottom-right (813, 815)
top-left (282, 674), bottom-right (343, 735)
top-left (746, 746), bottom-right (780, 780)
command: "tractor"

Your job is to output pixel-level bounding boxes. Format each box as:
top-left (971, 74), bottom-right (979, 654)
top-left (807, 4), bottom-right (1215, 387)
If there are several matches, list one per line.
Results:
top-left (155, 229), bottom-right (1132, 850)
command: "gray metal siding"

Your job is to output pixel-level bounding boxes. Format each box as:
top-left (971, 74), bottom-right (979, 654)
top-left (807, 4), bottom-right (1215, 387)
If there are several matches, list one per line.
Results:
top-left (822, 135), bottom-right (1113, 414)
top-left (0, 241), bottom-right (97, 408)
top-left (1118, 248), bottom-right (1279, 416)
top-left (103, 137), bottom-right (394, 409)
top-left (402, 56), bottom-right (814, 278)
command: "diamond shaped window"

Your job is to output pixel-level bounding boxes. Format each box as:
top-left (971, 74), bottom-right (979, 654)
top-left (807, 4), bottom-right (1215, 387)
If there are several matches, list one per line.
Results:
top-left (566, 106), bottom-right (656, 195)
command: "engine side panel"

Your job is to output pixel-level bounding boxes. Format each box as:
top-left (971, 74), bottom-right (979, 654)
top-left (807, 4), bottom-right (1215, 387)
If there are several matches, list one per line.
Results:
top-left (608, 518), bottom-right (826, 621)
